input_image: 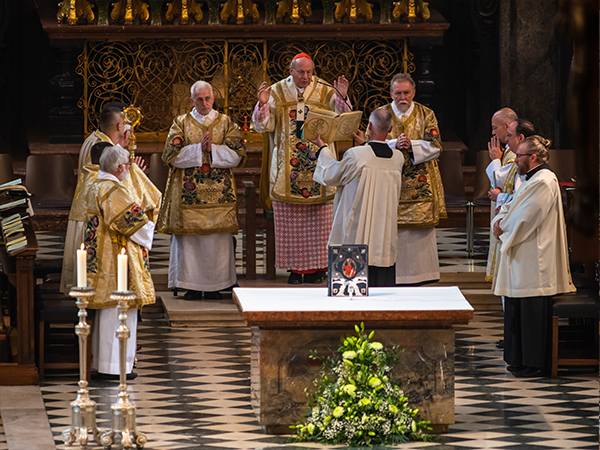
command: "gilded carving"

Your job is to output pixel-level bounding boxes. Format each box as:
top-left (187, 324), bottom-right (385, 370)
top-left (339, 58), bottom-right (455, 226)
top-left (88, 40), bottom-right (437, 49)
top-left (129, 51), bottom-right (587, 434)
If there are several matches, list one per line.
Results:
top-left (393, 0), bottom-right (430, 23)
top-left (334, 0), bottom-right (373, 23)
top-left (166, 0), bottom-right (204, 24)
top-left (220, 0), bottom-right (259, 24)
top-left (57, 0), bottom-right (95, 25)
top-left (276, 0), bottom-right (312, 24)
top-left (111, 0), bottom-right (150, 25)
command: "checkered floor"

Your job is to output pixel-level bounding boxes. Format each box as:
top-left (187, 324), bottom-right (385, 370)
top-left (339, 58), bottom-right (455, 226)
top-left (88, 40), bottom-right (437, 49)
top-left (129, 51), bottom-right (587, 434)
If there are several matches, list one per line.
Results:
top-left (37, 312), bottom-right (598, 449)
top-left (34, 227), bottom-right (489, 279)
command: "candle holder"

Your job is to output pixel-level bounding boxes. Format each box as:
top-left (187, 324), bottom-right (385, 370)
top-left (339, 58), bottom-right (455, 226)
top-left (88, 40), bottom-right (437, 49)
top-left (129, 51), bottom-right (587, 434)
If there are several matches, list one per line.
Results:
top-left (62, 286), bottom-right (102, 448)
top-left (101, 291), bottom-right (147, 449)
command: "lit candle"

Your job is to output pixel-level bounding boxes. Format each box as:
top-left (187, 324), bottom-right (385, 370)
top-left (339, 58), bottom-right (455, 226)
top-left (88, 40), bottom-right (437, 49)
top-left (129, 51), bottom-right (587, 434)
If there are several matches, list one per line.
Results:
top-left (117, 248), bottom-right (128, 292)
top-left (76, 243), bottom-right (87, 288)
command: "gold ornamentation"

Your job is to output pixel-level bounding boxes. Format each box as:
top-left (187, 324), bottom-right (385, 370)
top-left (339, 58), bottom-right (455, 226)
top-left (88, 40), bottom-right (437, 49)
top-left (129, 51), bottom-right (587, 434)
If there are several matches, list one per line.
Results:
top-left (393, 0), bottom-right (430, 23)
top-left (100, 291), bottom-right (147, 449)
top-left (57, 0), bottom-right (95, 25)
top-left (77, 40), bottom-right (413, 137)
top-left (166, 0), bottom-right (204, 24)
top-left (220, 0), bottom-right (259, 24)
top-left (124, 105), bottom-right (143, 158)
top-left (111, 0), bottom-right (150, 25)
top-left (62, 287), bottom-right (102, 448)
top-left (334, 0), bottom-right (373, 23)
top-left (276, 0), bottom-right (312, 24)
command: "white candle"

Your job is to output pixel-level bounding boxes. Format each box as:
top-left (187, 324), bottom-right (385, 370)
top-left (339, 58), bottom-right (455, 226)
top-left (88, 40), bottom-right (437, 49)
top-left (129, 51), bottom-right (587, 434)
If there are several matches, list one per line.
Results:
top-left (117, 248), bottom-right (128, 292)
top-left (76, 243), bottom-right (87, 288)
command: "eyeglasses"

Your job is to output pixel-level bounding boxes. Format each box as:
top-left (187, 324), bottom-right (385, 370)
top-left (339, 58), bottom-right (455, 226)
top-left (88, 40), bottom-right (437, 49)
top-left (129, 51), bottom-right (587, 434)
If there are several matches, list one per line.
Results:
top-left (515, 153), bottom-right (533, 159)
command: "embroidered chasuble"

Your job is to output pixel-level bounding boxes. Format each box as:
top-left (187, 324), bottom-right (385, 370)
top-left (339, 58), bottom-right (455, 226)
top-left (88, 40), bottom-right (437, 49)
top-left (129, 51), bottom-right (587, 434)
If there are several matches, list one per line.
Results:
top-left (382, 102), bottom-right (446, 228)
top-left (84, 178), bottom-right (155, 309)
top-left (255, 76), bottom-right (340, 207)
top-left (157, 111), bottom-right (246, 235)
top-left (485, 150), bottom-right (516, 282)
top-left (78, 130), bottom-right (112, 176)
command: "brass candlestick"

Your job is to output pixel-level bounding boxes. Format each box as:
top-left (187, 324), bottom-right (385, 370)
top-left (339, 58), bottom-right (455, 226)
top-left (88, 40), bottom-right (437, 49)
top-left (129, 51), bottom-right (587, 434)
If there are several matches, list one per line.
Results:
top-left (63, 287), bottom-right (102, 448)
top-left (101, 291), bottom-right (147, 449)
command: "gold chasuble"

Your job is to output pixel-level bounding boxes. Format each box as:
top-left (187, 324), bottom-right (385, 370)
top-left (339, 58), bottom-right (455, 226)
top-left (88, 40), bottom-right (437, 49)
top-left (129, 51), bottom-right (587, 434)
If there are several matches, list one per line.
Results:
top-left (84, 179), bottom-right (155, 309)
top-left (383, 102), bottom-right (446, 228)
top-left (157, 112), bottom-right (246, 235)
top-left (261, 76), bottom-right (337, 206)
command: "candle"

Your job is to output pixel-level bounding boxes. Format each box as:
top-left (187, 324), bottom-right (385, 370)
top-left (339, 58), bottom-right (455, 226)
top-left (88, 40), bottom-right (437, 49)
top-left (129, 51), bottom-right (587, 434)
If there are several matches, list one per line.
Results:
top-left (117, 248), bottom-right (128, 292)
top-left (76, 243), bottom-right (87, 288)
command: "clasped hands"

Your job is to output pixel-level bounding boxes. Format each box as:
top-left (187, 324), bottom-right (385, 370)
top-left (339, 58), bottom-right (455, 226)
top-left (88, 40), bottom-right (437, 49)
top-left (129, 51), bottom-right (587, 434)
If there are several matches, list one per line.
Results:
top-left (396, 133), bottom-right (412, 151)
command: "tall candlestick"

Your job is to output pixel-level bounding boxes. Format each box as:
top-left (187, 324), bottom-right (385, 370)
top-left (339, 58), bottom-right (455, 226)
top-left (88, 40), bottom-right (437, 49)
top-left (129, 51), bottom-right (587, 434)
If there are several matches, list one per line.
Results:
top-left (77, 243), bottom-right (87, 288)
top-left (117, 248), bottom-right (128, 292)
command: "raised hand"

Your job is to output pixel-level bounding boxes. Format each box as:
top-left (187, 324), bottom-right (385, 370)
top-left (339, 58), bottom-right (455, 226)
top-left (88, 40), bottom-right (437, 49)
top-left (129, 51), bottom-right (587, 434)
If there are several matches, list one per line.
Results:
top-left (352, 129), bottom-right (366, 145)
top-left (133, 155), bottom-right (146, 172)
top-left (257, 81), bottom-right (272, 106)
top-left (308, 133), bottom-right (325, 148)
top-left (333, 75), bottom-right (349, 99)
top-left (488, 136), bottom-right (503, 160)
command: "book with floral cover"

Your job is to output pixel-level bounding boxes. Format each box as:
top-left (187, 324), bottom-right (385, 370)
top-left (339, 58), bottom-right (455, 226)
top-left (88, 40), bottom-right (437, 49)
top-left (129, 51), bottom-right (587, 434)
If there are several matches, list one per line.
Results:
top-left (328, 244), bottom-right (369, 297)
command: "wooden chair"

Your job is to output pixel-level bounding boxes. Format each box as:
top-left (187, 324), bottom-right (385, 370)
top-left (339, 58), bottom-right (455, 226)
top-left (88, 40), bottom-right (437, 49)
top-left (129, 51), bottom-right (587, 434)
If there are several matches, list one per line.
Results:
top-left (148, 152), bottom-right (169, 194)
top-left (438, 150), bottom-right (472, 255)
top-left (551, 290), bottom-right (599, 377)
top-left (0, 153), bottom-right (15, 185)
top-left (472, 150), bottom-right (492, 207)
top-left (548, 149), bottom-right (576, 183)
top-left (25, 154), bottom-right (76, 208)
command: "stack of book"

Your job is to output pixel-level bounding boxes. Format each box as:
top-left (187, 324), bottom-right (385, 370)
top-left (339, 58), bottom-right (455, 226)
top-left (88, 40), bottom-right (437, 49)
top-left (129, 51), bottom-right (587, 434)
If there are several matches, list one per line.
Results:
top-left (0, 179), bottom-right (33, 255)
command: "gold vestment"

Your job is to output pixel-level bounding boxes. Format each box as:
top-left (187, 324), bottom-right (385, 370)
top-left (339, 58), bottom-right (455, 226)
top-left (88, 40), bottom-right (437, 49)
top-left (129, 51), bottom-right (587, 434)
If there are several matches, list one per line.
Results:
top-left (383, 102), bottom-right (446, 228)
top-left (157, 111), bottom-right (246, 235)
top-left (84, 178), bottom-right (155, 309)
top-left (259, 76), bottom-right (338, 207)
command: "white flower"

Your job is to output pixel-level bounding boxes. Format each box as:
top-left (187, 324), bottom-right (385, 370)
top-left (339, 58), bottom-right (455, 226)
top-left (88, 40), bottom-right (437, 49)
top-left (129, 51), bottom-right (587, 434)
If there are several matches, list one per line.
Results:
top-left (342, 350), bottom-right (357, 360)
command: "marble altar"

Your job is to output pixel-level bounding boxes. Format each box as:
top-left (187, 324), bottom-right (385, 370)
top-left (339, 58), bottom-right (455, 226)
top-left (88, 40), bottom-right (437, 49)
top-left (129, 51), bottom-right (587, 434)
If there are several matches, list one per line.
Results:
top-left (233, 286), bottom-right (474, 434)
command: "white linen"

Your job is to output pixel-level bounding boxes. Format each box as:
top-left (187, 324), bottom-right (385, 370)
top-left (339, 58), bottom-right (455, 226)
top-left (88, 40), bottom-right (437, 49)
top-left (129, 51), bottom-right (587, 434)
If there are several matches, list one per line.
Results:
top-left (314, 142), bottom-right (403, 267)
top-left (233, 286), bottom-right (473, 312)
top-left (492, 168), bottom-right (575, 297)
top-left (91, 306), bottom-right (137, 374)
top-left (395, 228), bottom-right (439, 284)
top-left (168, 233), bottom-right (236, 292)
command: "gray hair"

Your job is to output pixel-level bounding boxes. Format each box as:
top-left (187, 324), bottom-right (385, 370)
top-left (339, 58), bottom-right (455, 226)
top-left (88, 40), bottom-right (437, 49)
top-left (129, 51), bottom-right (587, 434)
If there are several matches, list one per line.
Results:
top-left (190, 80), bottom-right (213, 97)
top-left (390, 73), bottom-right (415, 91)
top-left (369, 109), bottom-right (393, 134)
top-left (99, 145), bottom-right (129, 173)
top-left (289, 57), bottom-right (314, 70)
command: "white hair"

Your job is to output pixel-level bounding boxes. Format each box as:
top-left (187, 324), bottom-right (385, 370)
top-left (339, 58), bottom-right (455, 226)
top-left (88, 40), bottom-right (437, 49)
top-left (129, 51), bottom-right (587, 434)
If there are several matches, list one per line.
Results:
top-left (190, 81), bottom-right (213, 97)
top-left (99, 145), bottom-right (129, 173)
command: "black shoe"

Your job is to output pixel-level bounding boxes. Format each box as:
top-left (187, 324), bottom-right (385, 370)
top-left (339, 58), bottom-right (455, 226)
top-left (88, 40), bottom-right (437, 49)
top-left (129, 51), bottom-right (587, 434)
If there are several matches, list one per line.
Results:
top-left (94, 372), bottom-right (138, 381)
top-left (512, 366), bottom-right (548, 378)
top-left (496, 339), bottom-right (504, 349)
top-left (303, 272), bottom-right (323, 284)
top-left (204, 291), bottom-right (223, 300)
top-left (288, 272), bottom-right (303, 285)
top-left (183, 290), bottom-right (203, 300)
top-left (136, 344), bottom-right (142, 351)
top-left (507, 365), bottom-right (524, 374)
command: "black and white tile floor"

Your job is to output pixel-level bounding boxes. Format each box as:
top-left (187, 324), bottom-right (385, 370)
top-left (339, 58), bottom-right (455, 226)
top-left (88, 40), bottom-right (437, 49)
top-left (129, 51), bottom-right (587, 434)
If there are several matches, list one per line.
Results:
top-left (11, 228), bottom-right (599, 449)
top-left (38, 312), bottom-right (598, 449)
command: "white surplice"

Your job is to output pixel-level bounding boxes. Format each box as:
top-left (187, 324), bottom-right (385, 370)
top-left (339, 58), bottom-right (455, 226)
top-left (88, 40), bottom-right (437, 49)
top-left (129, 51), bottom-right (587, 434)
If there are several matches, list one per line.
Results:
top-left (314, 141), bottom-right (404, 267)
top-left (492, 167), bottom-right (575, 297)
top-left (167, 108), bottom-right (241, 292)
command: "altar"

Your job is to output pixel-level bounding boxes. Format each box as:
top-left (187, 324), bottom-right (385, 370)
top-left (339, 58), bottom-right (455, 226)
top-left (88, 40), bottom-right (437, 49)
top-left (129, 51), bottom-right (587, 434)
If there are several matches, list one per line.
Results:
top-left (233, 286), bottom-right (474, 434)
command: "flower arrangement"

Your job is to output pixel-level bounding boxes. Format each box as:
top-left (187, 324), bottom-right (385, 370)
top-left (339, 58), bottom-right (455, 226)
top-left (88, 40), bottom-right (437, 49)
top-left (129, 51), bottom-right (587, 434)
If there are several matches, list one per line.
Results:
top-left (291, 323), bottom-right (432, 446)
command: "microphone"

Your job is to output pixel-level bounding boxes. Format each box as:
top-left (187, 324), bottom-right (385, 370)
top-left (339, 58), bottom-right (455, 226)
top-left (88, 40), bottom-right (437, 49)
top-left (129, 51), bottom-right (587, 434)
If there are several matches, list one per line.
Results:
top-left (316, 80), bottom-right (352, 111)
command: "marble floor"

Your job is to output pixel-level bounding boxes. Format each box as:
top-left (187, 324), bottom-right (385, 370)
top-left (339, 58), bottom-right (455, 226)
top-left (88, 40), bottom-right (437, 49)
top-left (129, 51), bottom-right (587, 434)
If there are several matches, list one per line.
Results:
top-left (1, 228), bottom-right (598, 449)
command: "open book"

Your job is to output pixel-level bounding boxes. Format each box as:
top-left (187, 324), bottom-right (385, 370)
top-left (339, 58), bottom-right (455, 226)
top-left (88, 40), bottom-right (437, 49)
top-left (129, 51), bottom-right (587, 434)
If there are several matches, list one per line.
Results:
top-left (304, 109), bottom-right (363, 142)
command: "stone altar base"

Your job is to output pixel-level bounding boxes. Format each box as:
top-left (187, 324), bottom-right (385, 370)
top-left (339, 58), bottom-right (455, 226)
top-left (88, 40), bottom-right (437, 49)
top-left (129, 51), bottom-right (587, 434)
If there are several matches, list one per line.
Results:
top-left (251, 327), bottom-right (454, 434)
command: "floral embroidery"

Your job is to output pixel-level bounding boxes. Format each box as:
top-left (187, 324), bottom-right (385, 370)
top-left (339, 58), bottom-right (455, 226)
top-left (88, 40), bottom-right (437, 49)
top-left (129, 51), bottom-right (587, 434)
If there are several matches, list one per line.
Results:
top-left (290, 158), bottom-right (300, 167)
top-left (141, 245), bottom-right (150, 271)
top-left (114, 204), bottom-right (146, 234)
top-left (85, 215), bottom-right (99, 274)
top-left (201, 163), bottom-right (211, 174)
top-left (163, 135), bottom-right (184, 162)
top-left (181, 166), bottom-right (236, 206)
top-left (418, 175), bottom-right (427, 183)
top-left (289, 110), bottom-right (297, 119)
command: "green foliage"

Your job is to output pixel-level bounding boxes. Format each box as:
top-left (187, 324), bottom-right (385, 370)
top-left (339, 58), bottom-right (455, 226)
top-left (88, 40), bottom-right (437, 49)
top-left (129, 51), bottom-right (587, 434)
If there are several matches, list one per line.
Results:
top-left (291, 323), bottom-right (432, 446)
